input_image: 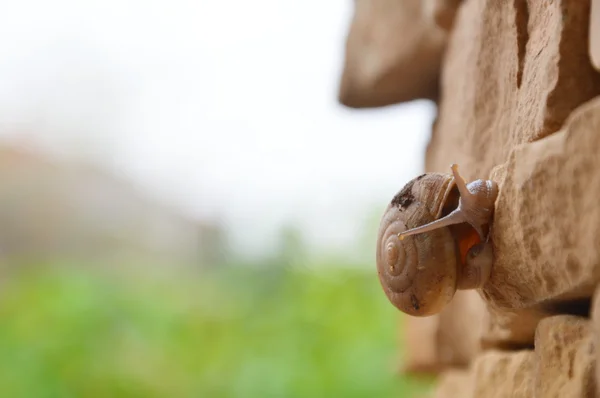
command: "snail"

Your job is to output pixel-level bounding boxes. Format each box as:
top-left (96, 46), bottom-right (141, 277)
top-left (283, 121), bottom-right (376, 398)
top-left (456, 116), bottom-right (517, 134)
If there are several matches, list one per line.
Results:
top-left (376, 164), bottom-right (498, 316)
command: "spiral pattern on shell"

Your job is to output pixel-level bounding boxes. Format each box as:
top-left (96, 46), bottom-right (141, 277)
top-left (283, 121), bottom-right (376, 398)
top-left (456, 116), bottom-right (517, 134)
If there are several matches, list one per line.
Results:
top-left (376, 174), bottom-right (460, 317)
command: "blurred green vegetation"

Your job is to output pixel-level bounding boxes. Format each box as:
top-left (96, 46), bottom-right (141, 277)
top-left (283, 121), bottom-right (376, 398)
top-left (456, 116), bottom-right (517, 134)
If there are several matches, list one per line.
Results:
top-left (0, 262), bottom-right (433, 398)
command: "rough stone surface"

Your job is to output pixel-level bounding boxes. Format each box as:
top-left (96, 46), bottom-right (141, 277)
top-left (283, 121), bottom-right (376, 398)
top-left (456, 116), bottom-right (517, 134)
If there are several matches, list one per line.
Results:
top-left (423, 0), bottom-right (600, 348)
top-left (592, 286), bottom-right (600, 394)
top-left (432, 369), bottom-right (474, 398)
top-left (402, 291), bottom-right (486, 375)
top-left (435, 291), bottom-right (485, 367)
top-left (471, 350), bottom-right (534, 398)
top-left (534, 315), bottom-right (596, 397)
top-left (419, 95), bottom-right (600, 355)
top-left (484, 97), bottom-right (600, 309)
top-left (342, 0), bottom-right (600, 392)
top-left (480, 305), bottom-right (544, 350)
top-left (426, 0), bottom-right (600, 177)
top-left (403, 314), bottom-right (441, 375)
top-left (432, 337), bottom-right (594, 398)
top-left (337, 0), bottom-right (456, 108)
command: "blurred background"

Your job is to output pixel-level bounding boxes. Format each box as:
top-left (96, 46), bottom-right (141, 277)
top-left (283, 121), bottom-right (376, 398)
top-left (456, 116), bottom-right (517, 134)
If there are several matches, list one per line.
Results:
top-left (0, 0), bottom-right (436, 396)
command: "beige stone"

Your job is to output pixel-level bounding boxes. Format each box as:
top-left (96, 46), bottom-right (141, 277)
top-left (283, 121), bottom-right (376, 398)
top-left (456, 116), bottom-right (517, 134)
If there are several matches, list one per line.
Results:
top-left (471, 350), bottom-right (534, 398)
top-left (435, 291), bottom-right (485, 367)
top-left (534, 315), bottom-right (596, 397)
top-left (483, 97), bottom-right (600, 309)
top-left (368, 0), bottom-right (600, 390)
top-left (481, 305), bottom-right (544, 350)
top-left (402, 291), bottom-right (486, 375)
top-left (426, 0), bottom-right (600, 177)
top-left (433, 369), bottom-right (474, 398)
top-left (402, 314), bottom-right (442, 375)
top-left (422, 0), bottom-right (600, 348)
top-left (431, 350), bottom-right (534, 397)
top-left (372, 0), bottom-right (600, 393)
top-left (338, 0), bottom-right (459, 108)
top-left (425, 97), bottom-right (600, 348)
top-left (431, 336), bottom-right (594, 398)
top-left (592, 286), bottom-right (600, 394)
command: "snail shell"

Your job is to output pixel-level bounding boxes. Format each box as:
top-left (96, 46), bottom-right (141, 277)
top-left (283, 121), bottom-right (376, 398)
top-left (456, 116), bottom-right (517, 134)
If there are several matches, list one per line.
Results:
top-left (376, 173), bottom-right (458, 316)
top-left (376, 167), bottom-right (497, 317)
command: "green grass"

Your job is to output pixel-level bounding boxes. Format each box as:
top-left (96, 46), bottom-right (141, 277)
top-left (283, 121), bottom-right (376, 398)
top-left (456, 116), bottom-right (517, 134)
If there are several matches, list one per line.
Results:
top-left (0, 263), bottom-right (433, 398)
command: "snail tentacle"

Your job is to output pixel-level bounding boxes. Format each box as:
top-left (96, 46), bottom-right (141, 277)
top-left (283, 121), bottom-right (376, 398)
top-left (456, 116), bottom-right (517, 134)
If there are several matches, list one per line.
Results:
top-left (398, 163), bottom-right (498, 241)
top-left (398, 208), bottom-right (465, 240)
top-left (452, 163), bottom-right (499, 240)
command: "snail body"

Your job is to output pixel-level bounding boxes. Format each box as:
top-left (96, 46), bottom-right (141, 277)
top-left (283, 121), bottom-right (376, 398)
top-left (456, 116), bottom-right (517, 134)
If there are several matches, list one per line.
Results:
top-left (376, 164), bottom-right (498, 316)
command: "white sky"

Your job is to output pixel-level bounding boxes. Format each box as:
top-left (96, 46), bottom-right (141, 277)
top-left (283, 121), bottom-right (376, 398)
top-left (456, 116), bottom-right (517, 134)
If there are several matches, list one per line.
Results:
top-left (0, 0), bottom-right (435, 256)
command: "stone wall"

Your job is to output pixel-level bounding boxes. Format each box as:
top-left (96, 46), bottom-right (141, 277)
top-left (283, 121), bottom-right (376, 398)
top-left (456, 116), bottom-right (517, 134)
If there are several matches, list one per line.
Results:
top-left (339, 0), bottom-right (600, 396)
